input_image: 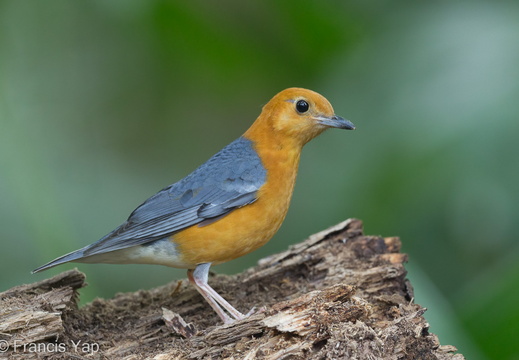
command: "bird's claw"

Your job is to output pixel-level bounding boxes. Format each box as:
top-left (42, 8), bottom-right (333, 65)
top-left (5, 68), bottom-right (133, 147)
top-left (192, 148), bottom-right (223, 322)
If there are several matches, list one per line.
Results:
top-left (243, 306), bottom-right (267, 319)
top-left (244, 305), bottom-right (266, 318)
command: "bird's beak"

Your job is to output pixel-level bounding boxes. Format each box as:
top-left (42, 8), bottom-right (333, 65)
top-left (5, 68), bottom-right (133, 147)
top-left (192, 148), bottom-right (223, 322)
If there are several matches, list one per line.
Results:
top-left (314, 115), bottom-right (355, 130)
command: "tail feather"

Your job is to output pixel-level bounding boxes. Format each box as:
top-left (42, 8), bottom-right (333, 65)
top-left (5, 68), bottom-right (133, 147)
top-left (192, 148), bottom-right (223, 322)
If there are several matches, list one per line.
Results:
top-left (32, 248), bottom-right (86, 273)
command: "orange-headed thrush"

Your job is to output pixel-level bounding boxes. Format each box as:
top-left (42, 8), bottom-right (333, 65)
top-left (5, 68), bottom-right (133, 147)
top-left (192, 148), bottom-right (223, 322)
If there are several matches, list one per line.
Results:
top-left (33, 88), bottom-right (355, 323)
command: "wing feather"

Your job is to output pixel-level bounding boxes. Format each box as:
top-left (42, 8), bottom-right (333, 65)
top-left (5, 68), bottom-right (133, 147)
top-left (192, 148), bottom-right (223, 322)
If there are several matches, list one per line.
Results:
top-left (81, 137), bottom-right (266, 257)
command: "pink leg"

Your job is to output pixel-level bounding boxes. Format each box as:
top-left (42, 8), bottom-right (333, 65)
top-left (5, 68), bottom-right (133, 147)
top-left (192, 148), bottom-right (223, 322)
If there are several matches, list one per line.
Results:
top-left (187, 263), bottom-right (248, 323)
top-left (187, 267), bottom-right (233, 324)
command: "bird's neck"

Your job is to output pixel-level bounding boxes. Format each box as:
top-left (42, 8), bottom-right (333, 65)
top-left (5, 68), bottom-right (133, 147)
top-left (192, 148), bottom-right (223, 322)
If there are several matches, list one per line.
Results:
top-left (243, 121), bottom-right (303, 170)
top-left (243, 121), bottom-right (303, 201)
top-left (243, 114), bottom-right (306, 150)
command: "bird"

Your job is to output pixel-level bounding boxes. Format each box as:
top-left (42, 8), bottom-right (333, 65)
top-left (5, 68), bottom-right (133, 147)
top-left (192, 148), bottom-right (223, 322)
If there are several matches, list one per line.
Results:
top-left (33, 87), bottom-right (355, 324)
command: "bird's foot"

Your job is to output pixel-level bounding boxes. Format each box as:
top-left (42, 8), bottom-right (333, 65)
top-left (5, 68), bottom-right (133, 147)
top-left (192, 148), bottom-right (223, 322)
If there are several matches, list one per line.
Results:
top-left (223, 306), bottom-right (266, 324)
top-left (245, 305), bottom-right (267, 317)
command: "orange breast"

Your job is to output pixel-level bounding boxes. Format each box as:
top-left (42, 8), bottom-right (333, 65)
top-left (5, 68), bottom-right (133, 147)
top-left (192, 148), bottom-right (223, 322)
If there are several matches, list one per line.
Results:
top-left (172, 132), bottom-right (302, 267)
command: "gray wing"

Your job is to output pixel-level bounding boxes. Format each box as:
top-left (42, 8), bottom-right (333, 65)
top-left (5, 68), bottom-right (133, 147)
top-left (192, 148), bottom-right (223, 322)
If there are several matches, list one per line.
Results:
top-left (83, 137), bottom-right (266, 256)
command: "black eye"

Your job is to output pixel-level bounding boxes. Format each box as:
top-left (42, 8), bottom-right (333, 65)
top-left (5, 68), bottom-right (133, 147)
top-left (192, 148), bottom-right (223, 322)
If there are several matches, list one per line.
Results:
top-left (296, 100), bottom-right (309, 113)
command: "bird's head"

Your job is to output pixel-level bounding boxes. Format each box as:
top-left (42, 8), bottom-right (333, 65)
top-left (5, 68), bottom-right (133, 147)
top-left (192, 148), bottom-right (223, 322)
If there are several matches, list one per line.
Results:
top-left (253, 88), bottom-right (355, 146)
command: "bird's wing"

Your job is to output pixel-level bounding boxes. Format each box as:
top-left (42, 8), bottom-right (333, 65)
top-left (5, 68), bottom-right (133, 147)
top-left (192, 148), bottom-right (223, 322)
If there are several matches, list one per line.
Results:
top-left (82, 137), bottom-right (266, 256)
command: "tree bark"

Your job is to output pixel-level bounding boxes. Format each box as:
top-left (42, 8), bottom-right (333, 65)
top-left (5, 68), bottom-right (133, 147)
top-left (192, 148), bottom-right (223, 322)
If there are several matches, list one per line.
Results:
top-left (0, 219), bottom-right (465, 359)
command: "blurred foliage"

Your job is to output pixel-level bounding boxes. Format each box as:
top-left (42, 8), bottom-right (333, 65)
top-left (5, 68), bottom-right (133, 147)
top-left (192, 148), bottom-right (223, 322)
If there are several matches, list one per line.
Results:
top-left (1, 1), bottom-right (518, 359)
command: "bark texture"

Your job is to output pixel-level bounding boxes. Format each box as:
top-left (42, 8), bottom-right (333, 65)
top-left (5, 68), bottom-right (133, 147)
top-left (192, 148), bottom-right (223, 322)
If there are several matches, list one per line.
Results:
top-left (0, 219), bottom-right (464, 359)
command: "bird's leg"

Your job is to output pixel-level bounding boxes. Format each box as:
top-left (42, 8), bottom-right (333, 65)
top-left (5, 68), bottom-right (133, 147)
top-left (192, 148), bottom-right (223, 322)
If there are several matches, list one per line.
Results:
top-left (187, 267), bottom-right (233, 324)
top-left (188, 263), bottom-right (247, 323)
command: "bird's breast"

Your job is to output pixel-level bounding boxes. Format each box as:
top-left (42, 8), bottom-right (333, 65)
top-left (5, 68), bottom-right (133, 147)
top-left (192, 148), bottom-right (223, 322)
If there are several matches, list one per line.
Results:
top-left (172, 144), bottom-right (301, 267)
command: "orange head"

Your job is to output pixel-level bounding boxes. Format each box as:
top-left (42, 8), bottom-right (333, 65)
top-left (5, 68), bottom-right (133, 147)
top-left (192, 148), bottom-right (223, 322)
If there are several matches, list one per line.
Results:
top-left (245, 88), bottom-right (355, 147)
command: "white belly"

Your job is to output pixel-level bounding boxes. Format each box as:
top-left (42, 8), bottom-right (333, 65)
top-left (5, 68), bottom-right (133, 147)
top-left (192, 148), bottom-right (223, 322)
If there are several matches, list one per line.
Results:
top-left (77, 238), bottom-right (193, 269)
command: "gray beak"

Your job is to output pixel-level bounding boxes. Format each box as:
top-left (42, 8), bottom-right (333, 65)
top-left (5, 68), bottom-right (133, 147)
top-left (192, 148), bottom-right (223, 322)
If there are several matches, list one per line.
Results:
top-left (315, 115), bottom-right (355, 130)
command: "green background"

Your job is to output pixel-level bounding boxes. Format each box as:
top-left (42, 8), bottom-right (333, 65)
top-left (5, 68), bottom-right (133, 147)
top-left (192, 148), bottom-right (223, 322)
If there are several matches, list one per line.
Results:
top-left (1, 1), bottom-right (518, 359)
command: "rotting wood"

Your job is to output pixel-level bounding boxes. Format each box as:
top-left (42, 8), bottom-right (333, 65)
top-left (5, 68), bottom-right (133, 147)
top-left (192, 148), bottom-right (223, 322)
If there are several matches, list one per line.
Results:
top-left (0, 219), bottom-right (465, 359)
top-left (0, 270), bottom-right (84, 350)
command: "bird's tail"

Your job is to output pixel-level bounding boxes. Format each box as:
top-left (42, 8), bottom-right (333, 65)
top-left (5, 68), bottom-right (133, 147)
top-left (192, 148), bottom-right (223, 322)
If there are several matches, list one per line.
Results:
top-left (32, 248), bottom-right (86, 273)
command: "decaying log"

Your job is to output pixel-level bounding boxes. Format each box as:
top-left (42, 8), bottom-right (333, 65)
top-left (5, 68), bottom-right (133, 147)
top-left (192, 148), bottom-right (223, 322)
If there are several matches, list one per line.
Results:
top-left (0, 219), bottom-right (465, 359)
top-left (0, 270), bottom-right (84, 348)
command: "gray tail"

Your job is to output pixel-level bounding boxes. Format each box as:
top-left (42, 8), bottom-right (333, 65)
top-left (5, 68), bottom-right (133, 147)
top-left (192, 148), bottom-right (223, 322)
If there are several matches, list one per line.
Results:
top-left (32, 249), bottom-right (86, 273)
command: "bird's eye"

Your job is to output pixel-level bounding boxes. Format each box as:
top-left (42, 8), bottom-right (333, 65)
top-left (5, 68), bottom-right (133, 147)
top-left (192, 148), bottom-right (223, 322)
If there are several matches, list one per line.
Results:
top-left (296, 100), bottom-right (309, 114)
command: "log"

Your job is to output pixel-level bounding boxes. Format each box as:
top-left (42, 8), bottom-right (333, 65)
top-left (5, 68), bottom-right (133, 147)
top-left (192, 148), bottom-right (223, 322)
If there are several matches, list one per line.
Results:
top-left (0, 219), bottom-right (465, 359)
